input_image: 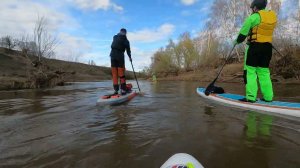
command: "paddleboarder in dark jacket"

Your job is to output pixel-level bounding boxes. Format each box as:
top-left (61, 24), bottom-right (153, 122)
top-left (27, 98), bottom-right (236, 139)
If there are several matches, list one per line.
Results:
top-left (110, 28), bottom-right (132, 95)
top-left (235, 0), bottom-right (277, 103)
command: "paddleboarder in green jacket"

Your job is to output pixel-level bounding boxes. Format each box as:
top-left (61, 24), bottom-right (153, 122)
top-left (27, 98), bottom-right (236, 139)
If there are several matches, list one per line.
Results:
top-left (235, 0), bottom-right (277, 103)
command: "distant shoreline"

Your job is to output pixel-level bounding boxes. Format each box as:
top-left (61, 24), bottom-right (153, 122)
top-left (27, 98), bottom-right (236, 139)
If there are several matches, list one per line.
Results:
top-left (151, 64), bottom-right (300, 84)
top-left (156, 75), bottom-right (300, 84)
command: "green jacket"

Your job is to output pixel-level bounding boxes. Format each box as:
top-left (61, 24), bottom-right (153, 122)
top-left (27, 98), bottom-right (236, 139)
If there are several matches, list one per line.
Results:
top-left (236, 11), bottom-right (264, 43)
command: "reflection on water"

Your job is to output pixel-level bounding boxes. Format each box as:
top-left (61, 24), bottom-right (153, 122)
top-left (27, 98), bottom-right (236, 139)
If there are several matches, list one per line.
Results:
top-left (0, 81), bottom-right (299, 168)
top-left (244, 111), bottom-right (274, 148)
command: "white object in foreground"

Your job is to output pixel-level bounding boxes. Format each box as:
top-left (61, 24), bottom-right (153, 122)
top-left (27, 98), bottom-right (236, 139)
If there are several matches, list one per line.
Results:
top-left (160, 153), bottom-right (204, 168)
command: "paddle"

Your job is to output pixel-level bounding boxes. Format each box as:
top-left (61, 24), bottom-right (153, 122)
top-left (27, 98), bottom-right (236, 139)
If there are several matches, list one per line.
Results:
top-left (129, 58), bottom-right (141, 92)
top-left (272, 45), bottom-right (284, 57)
top-left (204, 44), bottom-right (237, 96)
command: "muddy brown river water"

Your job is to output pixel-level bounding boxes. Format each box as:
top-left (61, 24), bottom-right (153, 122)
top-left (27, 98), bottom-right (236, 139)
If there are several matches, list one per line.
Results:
top-left (0, 81), bottom-right (299, 168)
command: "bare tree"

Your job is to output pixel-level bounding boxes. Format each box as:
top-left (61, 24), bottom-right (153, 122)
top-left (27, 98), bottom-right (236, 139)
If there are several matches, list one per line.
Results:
top-left (1, 35), bottom-right (16, 50)
top-left (166, 39), bottom-right (181, 71)
top-left (33, 16), bottom-right (58, 61)
top-left (18, 35), bottom-right (31, 55)
top-left (90, 60), bottom-right (96, 66)
top-left (68, 49), bottom-right (82, 62)
top-left (149, 0), bottom-right (299, 77)
top-left (291, 5), bottom-right (300, 45)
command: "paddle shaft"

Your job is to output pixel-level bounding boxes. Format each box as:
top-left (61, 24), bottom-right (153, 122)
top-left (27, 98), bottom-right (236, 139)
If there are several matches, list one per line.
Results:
top-left (210, 44), bottom-right (237, 86)
top-left (272, 45), bottom-right (284, 57)
top-left (130, 60), bottom-right (141, 92)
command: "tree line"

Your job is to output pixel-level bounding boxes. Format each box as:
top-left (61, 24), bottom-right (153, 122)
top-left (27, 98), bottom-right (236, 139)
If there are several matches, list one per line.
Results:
top-left (149, 0), bottom-right (300, 79)
top-left (0, 16), bottom-right (58, 62)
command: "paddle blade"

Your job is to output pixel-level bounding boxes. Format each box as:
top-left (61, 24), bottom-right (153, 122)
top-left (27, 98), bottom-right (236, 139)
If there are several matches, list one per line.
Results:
top-left (204, 83), bottom-right (215, 96)
top-left (204, 84), bottom-right (225, 96)
top-left (137, 91), bottom-right (146, 96)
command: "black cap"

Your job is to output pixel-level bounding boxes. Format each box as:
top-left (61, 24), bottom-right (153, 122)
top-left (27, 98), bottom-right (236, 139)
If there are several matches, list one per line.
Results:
top-left (120, 28), bottom-right (127, 33)
top-left (250, 0), bottom-right (267, 10)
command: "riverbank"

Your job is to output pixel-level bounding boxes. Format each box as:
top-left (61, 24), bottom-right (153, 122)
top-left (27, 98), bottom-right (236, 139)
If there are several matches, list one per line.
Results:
top-left (155, 63), bottom-right (300, 84)
top-left (0, 47), bottom-right (139, 90)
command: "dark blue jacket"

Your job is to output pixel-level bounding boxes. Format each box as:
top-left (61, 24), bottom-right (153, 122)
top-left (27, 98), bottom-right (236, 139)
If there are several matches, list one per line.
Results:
top-left (110, 33), bottom-right (131, 60)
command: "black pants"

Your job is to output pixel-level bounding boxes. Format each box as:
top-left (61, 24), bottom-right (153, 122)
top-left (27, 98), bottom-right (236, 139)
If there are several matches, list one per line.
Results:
top-left (111, 58), bottom-right (126, 92)
top-left (246, 42), bottom-right (272, 68)
top-left (111, 58), bottom-right (124, 68)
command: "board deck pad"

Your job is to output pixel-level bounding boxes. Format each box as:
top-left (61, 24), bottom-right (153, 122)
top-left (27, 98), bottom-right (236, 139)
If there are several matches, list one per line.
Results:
top-left (197, 87), bottom-right (300, 117)
top-left (97, 91), bottom-right (137, 105)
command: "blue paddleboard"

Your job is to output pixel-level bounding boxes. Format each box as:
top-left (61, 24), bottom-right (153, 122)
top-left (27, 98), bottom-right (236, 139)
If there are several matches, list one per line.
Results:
top-left (197, 88), bottom-right (300, 117)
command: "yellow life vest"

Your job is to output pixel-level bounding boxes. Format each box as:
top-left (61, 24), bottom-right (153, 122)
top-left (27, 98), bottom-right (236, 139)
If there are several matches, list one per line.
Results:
top-left (249, 10), bottom-right (277, 43)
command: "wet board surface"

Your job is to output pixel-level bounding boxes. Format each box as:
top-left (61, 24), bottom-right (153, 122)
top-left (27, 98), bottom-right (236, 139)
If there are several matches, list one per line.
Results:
top-left (97, 91), bottom-right (137, 105)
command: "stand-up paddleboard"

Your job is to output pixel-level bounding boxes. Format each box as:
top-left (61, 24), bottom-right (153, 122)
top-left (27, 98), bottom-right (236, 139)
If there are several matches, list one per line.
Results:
top-left (97, 83), bottom-right (137, 106)
top-left (197, 87), bottom-right (300, 117)
top-left (97, 91), bottom-right (137, 105)
top-left (161, 153), bottom-right (204, 168)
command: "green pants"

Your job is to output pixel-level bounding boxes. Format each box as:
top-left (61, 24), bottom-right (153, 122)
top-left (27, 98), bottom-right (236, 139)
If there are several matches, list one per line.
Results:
top-left (244, 46), bottom-right (273, 101)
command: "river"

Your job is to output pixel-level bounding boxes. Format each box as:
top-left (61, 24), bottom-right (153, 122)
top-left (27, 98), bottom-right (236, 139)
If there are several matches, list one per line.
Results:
top-left (0, 81), bottom-right (299, 168)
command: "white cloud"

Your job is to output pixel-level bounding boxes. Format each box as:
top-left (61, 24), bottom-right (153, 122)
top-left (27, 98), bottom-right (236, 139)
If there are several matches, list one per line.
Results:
top-left (71, 0), bottom-right (123, 12)
top-left (80, 51), bottom-right (109, 66)
top-left (128, 23), bottom-right (175, 43)
top-left (0, 0), bottom-right (150, 70)
top-left (180, 0), bottom-right (197, 6)
top-left (0, 0), bottom-right (93, 63)
top-left (90, 46), bottom-right (154, 71)
top-left (200, 6), bottom-right (210, 13)
top-left (0, 0), bottom-right (78, 37)
top-left (55, 33), bottom-right (92, 62)
top-left (130, 47), bottom-right (155, 71)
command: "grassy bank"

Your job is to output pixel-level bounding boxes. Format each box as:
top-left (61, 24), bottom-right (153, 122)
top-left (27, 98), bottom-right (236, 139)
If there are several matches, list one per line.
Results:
top-left (0, 47), bottom-right (139, 90)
